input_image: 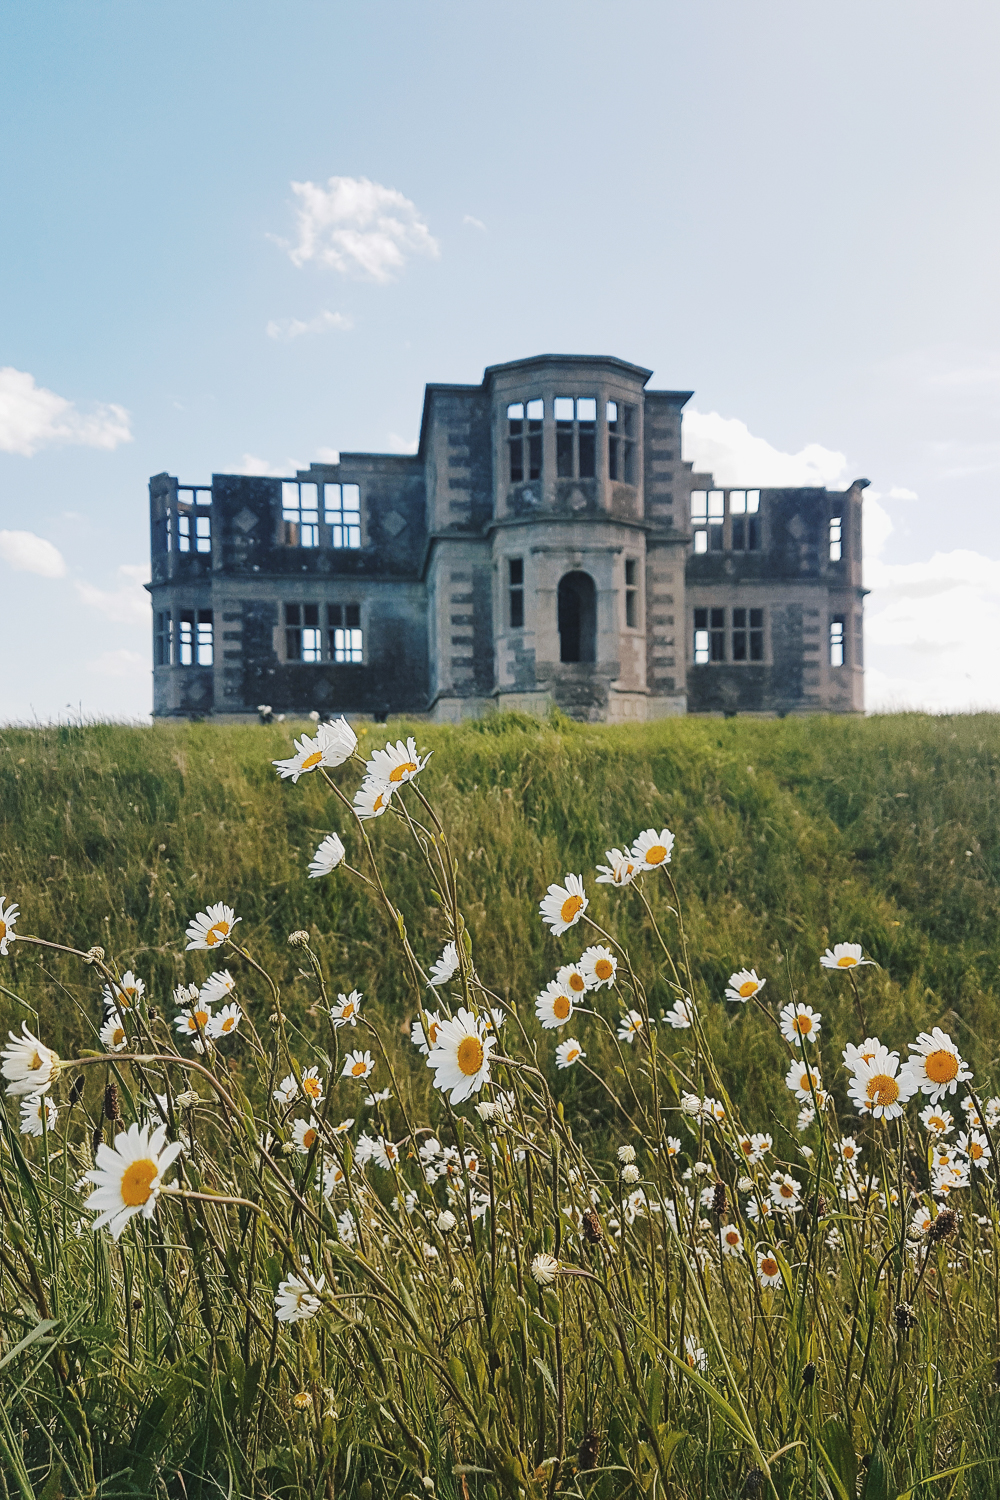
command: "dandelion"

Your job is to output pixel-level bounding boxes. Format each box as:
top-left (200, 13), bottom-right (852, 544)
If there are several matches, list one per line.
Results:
top-left (20, 1093), bottom-right (58, 1137)
top-left (273, 1074), bottom-right (298, 1106)
top-left (275, 1274), bottom-right (325, 1322)
top-left (756, 1250), bottom-right (782, 1288)
top-left (630, 827), bottom-right (675, 870)
top-left (330, 990), bottom-right (363, 1028)
top-left (617, 1010), bottom-right (646, 1044)
top-left (342, 1050), bottom-right (375, 1082)
top-left (920, 1105), bottom-right (954, 1135)
top-left (684, 1336), bottom-right (708, 1372)
top-left (0, 897), bottom-right (19, 956)
top-left (595, 848), bottom-right (639, 887)
top-left (725, 969), bottom-right (765, 1003)
top-left (719, 1224), bottom-right (743, 1257)
top-left (539, 875), bottom-right (588, 936)
top-left (83, 1121), bottom-right (183, 1241)
top-left (2, 1024), bottom-right (59, 1097)
top-left (958, 1130), bottom-right (991, 1168)
top-left (903, 1028), bottom-right (972, 1103)
top-left (555, 1038), bottom-right (585, 1069)
top-left (99, 1013), bottom-right (128, 1052)
top-left (199, 970), bottom-right (237, 1005)
top-left (102, 970), bottom-right (145, 1011)
top-left (579, 945), bottom-right (617, 990)
top-left (785, 1059), bottom-right (823, 1103)
top-left (427, 942), bottom-right (459, 988)
top-left (411, 1011), bottom-right (442, 1054)
top-left (207, 1002), bottom-right (242, 1039)
top-left (308, 832), bottom-right (346, 878)
top-left (353, 777), bottom-right (395, 820)
top-left (426, 1009), bottom-right (494, 1103)
top-left (846, 1044), bottom-right (917, 1121)
top-left (664, 997), bottom-right (693, 1029)
top-left (779, 1003), bottom-right (822, 1047)
top-left (174, 1003), bottom-right (212, 1039)
top-left (531, 1253), bottom-right (559, 1285)
top-left (365, 736), bottom-right (431, 787)
top-left (292, 1117), bottom-right (321, 1154)
top-left (535, 980), bottom-right (575, 1030)
top-left (185, 902), bottom-right (240, 951)
top-left (820, 942), bottom-right (873, 971)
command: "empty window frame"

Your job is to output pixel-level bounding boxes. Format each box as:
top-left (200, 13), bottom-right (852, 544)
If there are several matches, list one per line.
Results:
top-left (830, 615), bottom-right (846, 667)
top-left (325, 483), bottom-right (361, 548)
top-left (171, 490), bottom-right (212, 554)
top-left (691, 491), bottom-right (725, 552)
top-left (329, 604), bottom-right (363, 663)
top-left (554, 397), bottom-right (597, 480)
top-left (281, 482), bottom-right (320, 547)
top-left (829, 515), bottom-right (843, 561)
top-left (730, 490), bottom-right (761, 551)
top-left (154, 611), bottom-right (172, 666)
top-left (607, 402), bottom-right (637, 483)
top-left (732, 608), bottom-right (764, 661)
top-left (625, 559), bottom-right (638, 628)
top-left (285, 603), bottom-right (322, 662)
top-left (693, 607), bottom-right (726, 663)
top-left (178, 609), bottom-right (213, 666)
top-left (508, 557), bottom-right (524, 628)
top-left (508, 400), bottom-right (543, 483)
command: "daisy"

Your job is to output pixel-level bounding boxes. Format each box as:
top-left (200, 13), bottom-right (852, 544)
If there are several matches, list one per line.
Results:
top-left (199, 969), bottom-right (237, 1005)
top-left (595, 847), bottom-right (639, 887)
top-left (579, 945), bottom-right (617, 990)
top-left (426, 942), bottom-right (460, 988)
top-left (837, 1136), bottom-right (862, 1166)
top-left (318, 716), bottom-right (358, 765)
top-left (2, 1024), bottom-right (59, 1097)
top-left (426, 1008), bottom-right (494, 1103)
top-left (985, 1097), bottom-right (1000, 1128)
top-left (185, 902), bottom-right (240, 951)
top-left (101, 970), bottom-right (145, 1011)
top-left (961, 1096), bottom-right (983, 1127)
top-left (335, 1212), bottom-right (357, 1245)
top-left (770, 1173), bottom-right (802, 1212)
top-left (617, 1010), bottom-right (647, 1044)
top-left (719, 1224), bottom-right (744, 1257)
top-left (785, 1058), bottom-right (823, 1103)
top-left (411, 1011), bottom-right (442, 1054)
top-left (820, 942), bottom-right (873, 971)
top-left (292, 1117), bottom-right (321, 1154)
top-left (664, 998), bottom-right (693, 1029)
top-left (174, 1002), bottom-right (212, 1039)
top-left (531, 1253), bottom-right (559, 1285)
top-left (630, 828), bottom-right (675, 871)
top-left (779, 1003), bottom-right (822, 1048)
top-left (365, 736), bottom-right (431, 788)
top-left (910, 1206), bottom-right (933, 1237)
top-left (308, 833), bottom-right (346, 879)
top-left (920, 1105), bottom-right (954, 1135)
top-left (903, 1028), bottom-right (972, 1103)
top-left (274, 1273), bottom-right (325, 1322)
top-left (322, 1162), bottom-right (348, 1196)
top-left (301, 1067), bottom-right (325, 1102)
top-left (330, 990), bottom-right (363, 1028)
top-left (372, 1137), bottom-right (403, 1170)
top-left (539, 874), bottom-right (588, 936)
top-left (666, 1136), bottom-right (681, 1157)
top-left (20, 1093), bottom-right (58, 1137)
top-left (843, 1037), bottom-right (883, 1070)
top-left (958, 1130), bottom-right (991, 1168)
top-left (725, 969), bottom-right (765, 1003)
top-left (684, 1336), bottom-right (708, 1372)
top-left (846, 1045), bottom-right (917, 1121)
top-left (756, 1250), bottom-right (782, 1289)
top-left (0, 897), bottom-right (19, 956)
top-left (535, 979), bottom-right (575, 1030)
top-left (744, 1197), bottom-right (772, 1223)
top-left (556, 963), bottom-right (588, 999)
top-left (273, 720), bottom-right (355, 782)
top-left (273, 1073), bottom-right (298, 1106)
top-left (555, 1038), bottom-right (585, 1069)
top-left (207, 1002), bottom-right (242, 1039)
top-left (738, 1131), bottom-right (772, 1165)
top-left (83, 1121), bottom-right (183, 1241)
top-left (353, 776), bottom-right (395, 821)
top-left (932, 1161), bottom-right (970, 1195)
top-left (363, 1088), bottom-right (391, 1107)
top-left (797, 1106), bottom-right (816, 1133)
top-left (100, 1014), bottom-right (128, 1052)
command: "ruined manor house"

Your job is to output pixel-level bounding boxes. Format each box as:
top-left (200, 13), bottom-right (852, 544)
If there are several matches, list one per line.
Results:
top-left (148, 353), bottom-right (866, 722)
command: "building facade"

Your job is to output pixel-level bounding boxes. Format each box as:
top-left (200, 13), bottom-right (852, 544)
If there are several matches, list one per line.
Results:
top-left (148, 353), bottom-right (866, 722)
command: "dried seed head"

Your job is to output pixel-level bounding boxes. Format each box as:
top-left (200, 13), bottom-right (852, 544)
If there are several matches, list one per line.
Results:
top-left (104, 1082), bottom-right (121, 1121)
top-left (814, 1194), bottom-right (830, 1219)
top-left (929, 1207), bottom-right (958, 1243)
top-left (895, 1301), bottom-right (918, 1332)
top-left (578, 1431), bottom-right (601, 1471)
top-left (712, 1181), bottom-right (727, 1216)
top-left (801, 1361), bottom-right (816, 1387)
top-left (147, 1006), bottom-right (158, 1021)
top-left (287, 930), bottom-right (310, 948)
top-left (84, 947), bottom-right (105, 965)
top-left (582, 1208), bottom-right (603, 1244)
top-left (741, 1468), bottom-right (765, 1497)
top-left (621, 1163), bottom-right (640, 1184)
top-left (68, 1074), bottom-right (86, 1107)
top-left (91, 1117), bottom-right (104, 1152)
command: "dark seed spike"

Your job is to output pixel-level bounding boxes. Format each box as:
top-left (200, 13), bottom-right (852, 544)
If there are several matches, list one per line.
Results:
top-left (104, 1082), bottom-right (121, 1121)
top-left (582, 1208), bottom-right (603, 1244)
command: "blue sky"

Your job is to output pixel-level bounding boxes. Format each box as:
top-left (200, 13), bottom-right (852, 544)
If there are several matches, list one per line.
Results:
top-left (2, 1), bottom-right (998, 719)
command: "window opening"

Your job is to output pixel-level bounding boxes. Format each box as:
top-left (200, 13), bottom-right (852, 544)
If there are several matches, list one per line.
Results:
top-left (177, 512), bottom-right (191, 552)
top-left (154, 611), bottom-right (171, 666)
top-left (329, 603), bottom-right (363, 663)
top-left (625, 559), bottom-right (638, 628)
top-left (708, 491), bottom-right (724, 551)
top-left (507, 400), bottom-right (543, 483)
top-left (508, 558), bottom-right (524, 628)
top-left (608, 402), bottom-right (637, 483)
top-left (829, 515), bottom-right (842, 561)
top-left (557, 571), bottom-right (596, 663)
top-left (325, 483), bottom-right (361, 548)
top-left (691, 491), bottom-right (707, 552)
top-left (195, 513), bottom-right (211, 553)
top-left (693, 608), bottom-right (725, 663)
top-left (178, 612), bottom-right (193, 665)
top-left (281, 482), bottom-right (319, 547)
top-left (177, 609), bottom-right (212, 666)
top-left (555, 397), bottom-right (597, 480)
top-left (830, 616), bottom-right (845, 667)
top-left (732, 608), bottom-right (764, 661)
top-left (196, 610), bottom-right (213, 665)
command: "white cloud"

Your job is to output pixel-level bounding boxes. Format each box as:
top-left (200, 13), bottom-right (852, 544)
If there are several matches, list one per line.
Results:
top-left (278, 176), bottom-right (440, 282)
top-left (0, 530), bottom-right (67, 578)
top-left (887, 486), bottom-right (918, 501)
top-left (76, 564), bottom-right (149, 625)
top-left (682, 409), bottom-right (849, 489)
top-left (0, 367), bottom-right (131, 456)
top-left (386, 433), bottom-right (418, 455)
top-left (315, 446), bottom-right (340, 464)
top-left (266, 310), bottom-right (352, 341)
top-left (230, 454), bottom-right (305, 477)
top-left (463, 214), bottom-right (486, 232)
top-left (87, 649), bottom-right (147, 679)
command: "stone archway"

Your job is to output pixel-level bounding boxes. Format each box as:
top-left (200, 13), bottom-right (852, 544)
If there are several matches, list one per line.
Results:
top-left (557, 571), bottom-right (596, 663)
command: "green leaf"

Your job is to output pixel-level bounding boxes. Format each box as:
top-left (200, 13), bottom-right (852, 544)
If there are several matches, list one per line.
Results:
top-left (817, 1419), bottom-right (857, 1500)
top-left (860, 1444), bottom-right (892, 1500)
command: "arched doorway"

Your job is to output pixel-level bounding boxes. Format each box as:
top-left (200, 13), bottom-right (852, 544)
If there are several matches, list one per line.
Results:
top-left (558, 572), bottom-right (596, 663)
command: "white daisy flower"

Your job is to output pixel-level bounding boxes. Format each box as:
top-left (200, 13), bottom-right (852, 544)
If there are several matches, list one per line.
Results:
top-left (770, 1173), bottom-right (802, 1212)
top-left (756, 1250), bottom-right (782, 1289)
top-left (719, 1224), bottom-right (743, 1257)
top-left (185, 902), bottom-right (240, 951)
top-left (724, 968), bottom-right (765, 1003)
top-left (365, 736), bottom-right (431, 788)
top-left (617, 1009), bottom-right (646, 1044)
top-left (292, 1117), bottom-right (321, 1154)
top-left (846, 1044), bottom-right (917, 1120)
top-left (317, 715), bottom-right (357, 764)
top-left (300, 1066), bottom-right (325, 1102)
top-left (2, 1024), bottom-right (59, 1097)
top-left (579, 945), bottom-right (617, 990)
top-left (680, 1092), bottom-right (703, 1117)
top-left (555, 1038), bottom-right (585, 1069)
top-left (664, 997), bottom-right (693, 1029)
top-left (372, 1137), bottom-right (403, 1170)
top-left (273, 719), bottom-right (355, 782)
top-left (820, 942), bottom-right (873, 971)
top-left (903, 1028), bottom-right (972, 1103)
top-left (335, 1211), bottom-right (357, 1245)
top-left (273, 1073), bottom-right (298, 1106)
top-left (83, 1121), bottom-right (183, 1241)
top-left (961, 1096), bottom-right (982, 1126)
top-left (363, 1088), bottom-right (391, 1107)
top-left (737, 1131), bottom-right (772, 1165)
top-left (539, 874), bottom-right (588, 935)
top-left (354, 1132), bottom-right (378, 1165)
top-left (100, 1013), bottom-right (128, 1052)
top-left (958, 1129), bottom-right (991, 1168)
top-left (0, 897), bottom-right (19, 956)
top-left (101, 970), bottom-right (145, 1011)
top-left (531, 1253), bottom-right (559, 1285)
top-left (985, 1097), bottom-right (1000, 1128)
top-left (20, 1093), bottom-right (58, 1137)
top-left (330, 990), bottom-right (363, 1028)
top-left (630, 827), bottom-right (675, 871)
top-left (785, 1059), bottom-right (823, 1103)
top-left (684, 1336), bottom-right (708, 1372)
top-left (534, 980), bottom-right (574, 1030)
top-left (910, 1205), bottom-right (933, 1237)
top-left (745, 1196), bottom-right (772, 1222)
top-left (353, 776), bottom-right (395, 821)
top-left (837, 1136), bottom-right (862, 1165)
top-left (595, 848), bottom-right (639, 887)
top-left (426, 1008), bottom-right (494, 1103)
top-left (411, 1011), bottom-right (442, 1054)
top-left (308, 833), bottom-right (346, 879)
top-left (665, 1136), bottom-right (681, 1157)
top-left (779, 1003), bottom-right (822, 1047)
top-left (342, 1051), bottom-right (375, 1082)
top-left (199, 969), bottom-right (237, 1006)
top-left (427, 942), bottom-right (460, 988)
top-left (322, 1162), bottom-right (348, 1196)
top-left (174, 1002), bottom-right (212, 1038)
top-left (842, 1037), bottom-right (883, 1070)
top-left (275, 1273), bottom-right (325, 1322)
top-left (932, 1160), bottom-right (970, 1195)
top-left (920, 1105), bottom-right (954, 1135)
top-left (207, 1002), bottom-right (242, 1039)
top-left (555, 963), bottom-right (588, 999)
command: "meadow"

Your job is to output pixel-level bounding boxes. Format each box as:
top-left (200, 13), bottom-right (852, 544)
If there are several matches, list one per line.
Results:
top-left (1, 710), bottom-right (1000, 1499)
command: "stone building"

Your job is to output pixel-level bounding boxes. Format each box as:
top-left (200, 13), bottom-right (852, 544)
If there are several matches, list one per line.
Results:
top-left (147, 352), bottom-right (866, 721)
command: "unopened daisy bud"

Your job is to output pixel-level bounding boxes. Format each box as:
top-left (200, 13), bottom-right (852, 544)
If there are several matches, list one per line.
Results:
top-left (531, 1252), bottom-right (560, 1286)
top-left (617, 1145), bottom-right (636, 1164)
top-left (737, 1176), bottom-right (754, 1193)
top-left (475, 1101), bottom-right (498, 1121)
top-left (292, 1391), bottom-right (312, 1410)
top-left (421, 1478), bottom-right (435, 1493)
top-left (281, 1141), bottom-right (297, 1156)
top-left (269, 1012), bottom-right (281, 1026)
top-left (693, 1161), bottom-right (711, 1177)
top-left (449, 1277), bottom-right (463, 1296)
top-left (104, 1082), bottom-right (121, 1121)
top-left (436, 1210), bottom-right (457, 1234)
top-left (287, 931), bottom-right (310, 948)
top-left (621, 1164), bottom-right (640, 1184)
top-left (84, 947), bottom-right (105, 965)
top-left (68, 1074), bottom-right (86, 1107)
top-left (681, 1093), bottom-right (702, 1117)
top-left (176, 1090), bottom-right (199, 1108)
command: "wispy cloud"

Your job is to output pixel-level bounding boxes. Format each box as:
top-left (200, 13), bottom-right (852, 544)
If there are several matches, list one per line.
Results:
top-left (276, 175), bottom-right (439, 282)
top-left (0, 530), bottom-right (67, 578)
top-left (0, 367), bottom-right (132, 457)
top-left (682, 410), bottom-right (849, 488)
top-left (76, 564), bottom-right (149, 624)
top-left (266, 310), bottom-right (352, 341)
top-left (462, 214), bottom-right (486, 232)
top-left (87, 649), bottom-right (147, 679)
top-left (230, 454), bottom-right (305, 477)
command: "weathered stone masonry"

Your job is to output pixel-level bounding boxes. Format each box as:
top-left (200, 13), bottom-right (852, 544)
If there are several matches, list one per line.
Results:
top-left (148, 353), bottom-right (866, 721)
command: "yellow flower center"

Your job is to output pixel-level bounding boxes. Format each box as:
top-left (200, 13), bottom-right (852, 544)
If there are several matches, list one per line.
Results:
top-left (929, 1116), bottom-right (945, 1130)
top-left (739, 980), bottom-right (757, 998)
top-left (112, 1028), bottom-right (125, 1047)
top-left (924, 1049), bottom-right (958, 1085)
top-left (342, 1002), bottom-right (355, 1019)
top-left (560, 894), bottom-right (584, 924)
top-left (552, 994), bottom-right (571, 1021)
top-left (427, 1021), bottom-right (439, 1045)
top-left (836, 954), bottom-right (858, 967)
top-left (779, 1183), bottom-right (795, 1199)
top-left (120, 1158), bottom-right (158, 1207)
top-left (843, 1147), bottom-right (856, 1160)
top-left (301, 750), bottom-right (323, 770)
top-left (389, 761), bottom-right (418, 782)
top-left (457, 1036), bottom-right (484, 1077)
top-left (28, 1050), bottom-right (43, 1071)
top-left (566, 1046), bottom-right (580, 1063)
top-left (798, 1074), bottom-right (812, 1091)
top-left (304, 1076), bottom-right (322, 1095)
top-left (645, 844), bottom-right (667, 865)
top-left (867, 1073), bottom-right (899, 1107)
top-left (0, 922), bottom-right (5, 940)
top-left (303, 1129), bottom-right (318, 1149)
top-left (351, 1060), bottom-right (367, 1077)
top-left (206, 921), bottom-right (229, 946)
top-left (221, 1016), bottom-right (235, 1032)
top-left (793, 1014), bottom-right (813, 1035)
top-left (739, 1138), bottom-right (753, 1156)
top-left (725, 1231), bottom-right (740, 1246)
top-left (616, 863), bottom-right (634, 882)
top-left (293, 1392), bottom-right (311, 1409)
top-left (594, 958), bottom-right (614, 981)
top-left (760, 1257), bottom-right (778, 1277)
top-left (374, 791), bottom-right (387, 812)
top-left (568, 972), bottom-right (586, 992)
top-left (970, 1142), bottom-right (984, 1160)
